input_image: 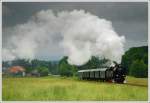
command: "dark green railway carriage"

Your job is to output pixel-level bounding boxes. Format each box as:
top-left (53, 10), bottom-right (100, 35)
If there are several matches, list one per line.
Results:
top-left (78, 68), bottom-right (113, 81)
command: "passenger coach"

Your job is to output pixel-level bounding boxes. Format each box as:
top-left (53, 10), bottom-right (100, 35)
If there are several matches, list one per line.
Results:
top-left (78, 68), bottom-right (113, 81)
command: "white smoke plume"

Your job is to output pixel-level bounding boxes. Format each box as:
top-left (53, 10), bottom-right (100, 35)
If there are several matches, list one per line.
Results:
top-left (3, 9), bottom-right (125, 65)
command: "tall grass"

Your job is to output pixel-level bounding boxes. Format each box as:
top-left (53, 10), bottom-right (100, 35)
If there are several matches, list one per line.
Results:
top-left (2, 76), bottom-right (148, 101)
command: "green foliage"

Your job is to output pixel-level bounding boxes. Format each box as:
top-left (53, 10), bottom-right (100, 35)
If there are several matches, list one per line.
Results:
top-left (2, 61), bottom-right (11, 68)
top-left (37, 67), bottom-right (49, 76)
top-left (3, 59), bottom-right (59, 75)
top-left (50, 61), bottom-right (59, 75)
top-left (129, 60), bottom-right (148, 78)
top-left (3, 56), bottom-right (110, 77)
top-left (58, 56), bottom-right (110, 77)
top-left (26, 67), bottom-right (33, 73)
top-left (58, 56), bottom-right (77, 77)
top-left (143, 54), bottom-right (148, 64)
top-left (12, 59), bottom-right (32, 69)
top-left (31, 59), bottom-right (51, 70)
top-left (3, 56), bottom-right (111, 77)
top-left (121, 46), bottom-right (148, 77)
top-left (77, 56), bottom-right (110, 70)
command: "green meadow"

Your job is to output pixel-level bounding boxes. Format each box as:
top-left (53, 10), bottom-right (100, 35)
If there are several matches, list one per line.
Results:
top-left (2, 76), bottom-right (148, 101)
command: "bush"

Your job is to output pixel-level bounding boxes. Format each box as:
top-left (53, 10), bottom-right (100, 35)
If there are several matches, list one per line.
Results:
top-left (37, 67), bottom-right (49, 76)
top-left (129, 60), bottom-right (148, 78)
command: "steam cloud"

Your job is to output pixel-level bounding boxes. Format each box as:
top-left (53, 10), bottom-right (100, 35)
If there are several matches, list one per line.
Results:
top-left (3, 9), bottom-right (125, 65)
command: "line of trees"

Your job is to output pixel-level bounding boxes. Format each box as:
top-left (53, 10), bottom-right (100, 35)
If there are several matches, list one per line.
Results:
top-left (3, 46), bottom-right (148, 78)
top-left (2, 56), bottom-right (110, 77)
top-left (2, 59), bottom-right (59, 76)
top-left (121, 46), bottom-right (148, 78)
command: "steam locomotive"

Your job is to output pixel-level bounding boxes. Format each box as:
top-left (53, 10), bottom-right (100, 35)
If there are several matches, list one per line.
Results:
top-left (78, 62), bottom-right (126, 83)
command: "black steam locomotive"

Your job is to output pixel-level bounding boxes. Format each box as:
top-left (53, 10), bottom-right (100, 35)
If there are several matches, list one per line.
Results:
top-left (78, 62), bottom-right (126, 83)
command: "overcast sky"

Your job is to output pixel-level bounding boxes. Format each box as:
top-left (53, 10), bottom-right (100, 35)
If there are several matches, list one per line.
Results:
top-left (2, 2), bottom-right (148, 61)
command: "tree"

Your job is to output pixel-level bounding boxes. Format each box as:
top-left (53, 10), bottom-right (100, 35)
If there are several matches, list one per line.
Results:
top-left (58, 56), bottom-right (77, 77)
top-left (11, 59), bottom-right (32, 69)
top-left (31, 59), bottom-right (51, 69)
top-left (49, 61), bottom-right (59, 75)
top-left (26, 67), bottom-right (33, 73)
top-left (77, 56), bottom-right (110, 70)
top-left (129, 60), bottom-right (148, 78)
top-left (59, 61), bottom-right (71, 76)
top-left (37, 67), bottom-right (49, 76)
top-left (121, 46), bottom-right (148, 75)
top-left (143, 54), bottom-right (148, 65)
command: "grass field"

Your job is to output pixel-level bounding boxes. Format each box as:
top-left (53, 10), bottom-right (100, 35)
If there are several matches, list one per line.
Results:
top-left (2, 76), bottom-right (148, 101)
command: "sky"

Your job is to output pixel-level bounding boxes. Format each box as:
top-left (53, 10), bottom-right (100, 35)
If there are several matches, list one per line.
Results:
top-left (2, 2), bottom-right (148, 61)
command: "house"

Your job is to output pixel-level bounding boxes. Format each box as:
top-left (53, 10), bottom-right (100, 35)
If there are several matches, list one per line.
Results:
top-left (9, 66), bottom-right (26, 77)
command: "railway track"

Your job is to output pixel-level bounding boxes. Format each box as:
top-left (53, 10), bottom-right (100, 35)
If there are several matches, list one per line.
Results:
top-left (125, 82), bottom-right (147, 87)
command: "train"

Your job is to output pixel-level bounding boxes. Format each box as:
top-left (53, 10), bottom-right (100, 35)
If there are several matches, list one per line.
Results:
top-left (78, 62), bottom-right (126, 83)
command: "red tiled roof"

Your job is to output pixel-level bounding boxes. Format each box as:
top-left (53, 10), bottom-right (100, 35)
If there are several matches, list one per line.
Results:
top-left (9, 66), bottom-right (25, 73)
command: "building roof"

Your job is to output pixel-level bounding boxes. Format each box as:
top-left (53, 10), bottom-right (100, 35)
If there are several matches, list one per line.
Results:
top-left (9, 66), bottom-right (25, 73)
top-left (78, 68), bottom-right (108, 73)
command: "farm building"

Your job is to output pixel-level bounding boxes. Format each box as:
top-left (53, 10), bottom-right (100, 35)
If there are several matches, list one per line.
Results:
top-left (26, 69), bottom-right (40, 77)
top-left (9, 66), bottom-right (26, 77)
